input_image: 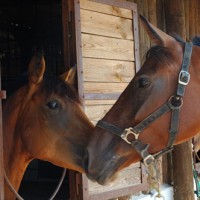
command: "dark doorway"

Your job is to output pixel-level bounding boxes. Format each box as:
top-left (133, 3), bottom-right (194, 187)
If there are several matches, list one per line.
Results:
top-left (0, 0), bottom-right (69, 199)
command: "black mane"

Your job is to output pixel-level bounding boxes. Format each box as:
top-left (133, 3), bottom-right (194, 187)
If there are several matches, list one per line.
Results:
top-left (40, 75), bottom-right (80, 103)
top-left (192, 36), bottom-right (200, 47)
top-left (145, 45), bottom-right (173, 64)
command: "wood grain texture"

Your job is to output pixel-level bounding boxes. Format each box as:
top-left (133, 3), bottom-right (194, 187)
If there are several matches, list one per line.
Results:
top-left (83, 58), bottom-right (135, 82)
top-left (88, 163), bottom-right (141, 194)
top-left (84, 82), bottom-right (129, 93)
top-left (80, 0), bottom-right (132, 19)
top-left (85, 104), bottom-right (113, 123)
top-left (82, 34), bottom-right (135, 61)
top-left (85, 99), bottom-right (116, 105)
top-left (81, 9), bottom-right (133, 40)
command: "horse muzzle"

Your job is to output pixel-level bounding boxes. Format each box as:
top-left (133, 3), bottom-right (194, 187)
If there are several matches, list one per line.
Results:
top-left (83, 149), bottom-right (123, 185)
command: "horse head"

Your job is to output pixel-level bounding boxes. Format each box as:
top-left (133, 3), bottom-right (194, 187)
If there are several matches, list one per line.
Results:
top-left (84, 16), bottom-right (200, 185)
top-left (3, 51), bottom-right (94, 198)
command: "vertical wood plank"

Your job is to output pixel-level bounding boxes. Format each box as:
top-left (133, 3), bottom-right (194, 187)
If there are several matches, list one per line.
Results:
top-left (189, 0), bottom-right (195, 39)
top-left (165, 0), bottom-right (186, 39)
top-left (198, 0), bottom-right (200, 34)
top-left (194, 0), bottom-right (198, 36)
top-left (164, 1), bottom-right (194, 200)
top-left (156, 0), bottom-right (165, 31)
top-left (148, 0), bottom-right (157, 46)
top-left (184, 0), bottom-right (189, 40)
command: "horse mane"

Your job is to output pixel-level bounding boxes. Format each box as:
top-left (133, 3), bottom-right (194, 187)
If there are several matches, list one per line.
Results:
top-left (145, 45), bottom-right (173, 65)
top-left (173, 34), bottom-right (200, 47)
top-left (192, 36), bottom-right (200, 47)
top-left (40, 75), bottom-right (80, 103)
top-left (145, 34), bottom-right (200, 65)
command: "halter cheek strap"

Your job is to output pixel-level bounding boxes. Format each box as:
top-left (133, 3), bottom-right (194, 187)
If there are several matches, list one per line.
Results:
top-left (96, 42), bottom-right (193, 167)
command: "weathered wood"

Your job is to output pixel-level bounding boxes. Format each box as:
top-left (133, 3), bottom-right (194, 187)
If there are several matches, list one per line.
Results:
top-left (88, 163), bottom-right (141, 193)
top-left (85, 104), bottom-right (113, 124)
top-left (82, 34), bottom-right (135, 61)
top-left (84, 93), bottom-right (120, 100)
top-left (197, 0), bottom-right (200, 34)
top-left (85, 99), bottom-right (116, 105)
top-left (80, 0), bottom-right (132, 19)
top-left (164, 0), bottom-right (186, 39)
top-left (156, 0), bottom-right (165, 31)
top-left (184, 0), bottom-right (189, 40)
top-left (172, 141), bottom-right (194, 200)
top-left (132, 0), bottom-right (150, 59)
top-left (83, 58), bottom-right (135, 82)
top-left (81, 9), bottom-right (133, 40)
top-left (189, 0), bottom-right (195, 39)
top-left (164, 1), bottom-right (194, 200)
top-left (194, 0), bottom-right (198, 36)
top-left (84, 82), bottom-right (129, 93)
top-left (148, 0), bottom-right (157, 46)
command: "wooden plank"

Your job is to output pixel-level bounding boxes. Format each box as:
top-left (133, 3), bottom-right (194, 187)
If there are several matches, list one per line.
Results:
top-left (184, 0), bottom-right (189, 40)
top-left (75, 0), bottom-right (85, 105)
top-left (81, 9), bottom-right (133, 40)
top-left (82, 34), bottom-right (135, 61)
top-left (84, 93), bottom-right (120, 100)
top-left (84, 82), bottom-right (128, 93)
top-left (83, 58), bottom-right (135, 82)
top-left (148, 0), bottom-right (157, 46)
top-left (88, 164), bottom-right (141, 195)
top-left (189, 0), bottom-right (195, 39)
top-left (85, 104), bottom-right (113, 123)
top-left (80, 0), bottom-right (132, 19)
top-left (85, 99), bottom-right (116, 105)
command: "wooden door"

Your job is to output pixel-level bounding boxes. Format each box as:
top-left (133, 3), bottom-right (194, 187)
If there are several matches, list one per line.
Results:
top-left (73, 0), bottom-right (147, 199)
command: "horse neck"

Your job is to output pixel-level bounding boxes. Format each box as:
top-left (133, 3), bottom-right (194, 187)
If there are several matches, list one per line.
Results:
top-left (3, 86), bottom-right (32, 199)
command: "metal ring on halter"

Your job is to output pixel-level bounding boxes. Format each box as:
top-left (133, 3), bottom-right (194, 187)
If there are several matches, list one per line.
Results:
top-left (121, 127), bottom-right (139, 144)
top-left (168, 95), bottom-right (183, 109)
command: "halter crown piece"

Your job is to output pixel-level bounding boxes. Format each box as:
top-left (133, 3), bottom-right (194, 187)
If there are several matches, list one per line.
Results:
top-left (97, 42), bottom-right (193, 167)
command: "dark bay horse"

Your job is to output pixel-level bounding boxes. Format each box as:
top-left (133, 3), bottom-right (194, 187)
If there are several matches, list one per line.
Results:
top-left (84, 16), bottom-right (200, 185)
top-left (3, 52), bottom-right (93, 199)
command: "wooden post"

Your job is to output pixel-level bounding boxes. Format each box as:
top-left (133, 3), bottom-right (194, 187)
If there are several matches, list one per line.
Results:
top-left (164, 1), bottom-right (194, 200)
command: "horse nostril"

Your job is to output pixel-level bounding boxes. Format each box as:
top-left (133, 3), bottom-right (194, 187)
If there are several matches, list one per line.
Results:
top-left (83, 149), bottom-right (89, 172)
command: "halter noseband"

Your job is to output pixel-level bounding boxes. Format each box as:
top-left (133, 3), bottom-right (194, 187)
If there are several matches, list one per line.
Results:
top-left (96, 42), bottom-right (193, 167)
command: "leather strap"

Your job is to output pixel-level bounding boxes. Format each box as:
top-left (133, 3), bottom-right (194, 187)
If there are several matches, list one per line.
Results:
top-left (177, 42), bottom-right (192, 96)
top-left (96, 120), bottom-right (124, 137)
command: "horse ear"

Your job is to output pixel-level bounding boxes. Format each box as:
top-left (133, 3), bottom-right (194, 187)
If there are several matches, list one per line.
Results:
top-left (28, 51), bottom-right (45, 85)
top-left (140, 15), bottom-right (175, 46)
top-left (60, 67), bottom-right (76, 85)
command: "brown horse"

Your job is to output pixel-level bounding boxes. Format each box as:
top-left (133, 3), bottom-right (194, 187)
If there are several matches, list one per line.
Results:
top-left (3, 52), bottom-right (93, 199)
top-left (84, 16), bottom-right (200, 185)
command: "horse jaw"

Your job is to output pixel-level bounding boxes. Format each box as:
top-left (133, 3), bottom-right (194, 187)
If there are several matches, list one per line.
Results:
top-left (3, 86), bottom-right (33, 199)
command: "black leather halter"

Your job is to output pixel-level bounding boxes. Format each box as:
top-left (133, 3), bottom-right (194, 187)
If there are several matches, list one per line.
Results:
top-left (97, 42), bottom-right (193, 166)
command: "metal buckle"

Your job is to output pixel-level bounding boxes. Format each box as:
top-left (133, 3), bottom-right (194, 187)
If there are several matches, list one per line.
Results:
top-left (121, 127), bottom-right (139, 144)
top-left (143, 154), bottom-right (155, 166)
top-left (179, 70), bottom-right (190, 85)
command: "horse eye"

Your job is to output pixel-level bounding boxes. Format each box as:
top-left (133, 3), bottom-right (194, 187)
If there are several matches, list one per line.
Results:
top-left (138, 77), bottom-right (151, 88)
top-left (46, 100), bottom-right (60, 110)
